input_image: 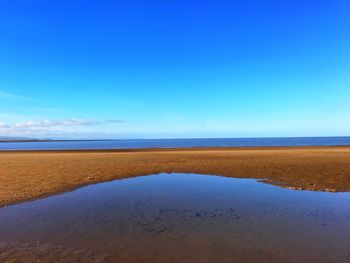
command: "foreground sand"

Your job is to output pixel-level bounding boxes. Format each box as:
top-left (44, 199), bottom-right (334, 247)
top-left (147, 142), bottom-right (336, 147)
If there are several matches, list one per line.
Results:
top-left (0, 146), bottom-right (350, 207)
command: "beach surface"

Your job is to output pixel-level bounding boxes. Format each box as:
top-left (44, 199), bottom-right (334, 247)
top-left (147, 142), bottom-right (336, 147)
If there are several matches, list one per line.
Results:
top-left (1, 146), bottom-right (350, 207)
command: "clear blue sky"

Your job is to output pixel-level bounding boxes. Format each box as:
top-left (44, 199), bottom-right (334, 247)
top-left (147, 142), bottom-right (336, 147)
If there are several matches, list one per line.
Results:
top-left (0, 0), bottom-right (349, 139)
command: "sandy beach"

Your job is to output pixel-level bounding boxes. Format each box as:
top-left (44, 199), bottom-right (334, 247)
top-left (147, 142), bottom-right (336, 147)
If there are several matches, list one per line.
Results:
top-left (1, 146), bottom-right (350, 263)
top-left (1, 146), bottom-right (350, 207)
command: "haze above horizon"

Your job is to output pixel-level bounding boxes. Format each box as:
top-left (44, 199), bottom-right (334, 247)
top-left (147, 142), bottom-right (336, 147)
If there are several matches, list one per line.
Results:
top-left (0, 0), bottom-right (349, 139)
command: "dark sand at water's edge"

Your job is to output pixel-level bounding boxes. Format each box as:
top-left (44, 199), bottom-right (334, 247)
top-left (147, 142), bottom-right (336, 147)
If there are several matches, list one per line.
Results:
top-left (1, 146), bottom-right (350, 207)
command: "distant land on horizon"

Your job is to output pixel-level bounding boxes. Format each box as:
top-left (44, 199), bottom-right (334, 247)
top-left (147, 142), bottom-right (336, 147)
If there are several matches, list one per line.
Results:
top-left (0, 136), bottom-right (66, 142)
top-left (0, 136), bottom-right (38, 141)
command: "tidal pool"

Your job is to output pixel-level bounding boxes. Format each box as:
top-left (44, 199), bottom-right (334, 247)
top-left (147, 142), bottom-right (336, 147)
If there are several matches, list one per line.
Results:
top-left (1, 173), bottom-right (350, 263)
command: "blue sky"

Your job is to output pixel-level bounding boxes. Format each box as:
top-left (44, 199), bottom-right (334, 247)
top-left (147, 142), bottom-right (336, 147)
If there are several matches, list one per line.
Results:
top-left (0, 0), bottom-right (349, 139)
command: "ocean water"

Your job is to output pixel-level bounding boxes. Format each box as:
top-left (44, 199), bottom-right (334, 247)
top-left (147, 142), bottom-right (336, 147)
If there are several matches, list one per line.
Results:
top-left (0, 136), bottom-right (349, 150)
top-left (1, 173), bottom-right (350, 262)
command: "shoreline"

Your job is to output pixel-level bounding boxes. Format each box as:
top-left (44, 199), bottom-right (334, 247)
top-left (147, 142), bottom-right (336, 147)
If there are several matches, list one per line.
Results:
top-left (1, 146), bottom-right (350, 208)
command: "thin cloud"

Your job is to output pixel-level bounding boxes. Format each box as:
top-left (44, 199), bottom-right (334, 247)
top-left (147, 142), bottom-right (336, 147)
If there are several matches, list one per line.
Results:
top-left (0, 122), bottom-right (10, 128)
top-left (14, 118), bottom-right (101, 128)
top-left (0, 118), bottom-right (124, 131)
top-left (0, 118), bottom-right (124, 139)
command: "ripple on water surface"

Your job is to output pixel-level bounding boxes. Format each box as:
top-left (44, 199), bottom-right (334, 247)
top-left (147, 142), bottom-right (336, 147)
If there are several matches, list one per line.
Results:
top-left (1, 173), bottom-right (350, 263)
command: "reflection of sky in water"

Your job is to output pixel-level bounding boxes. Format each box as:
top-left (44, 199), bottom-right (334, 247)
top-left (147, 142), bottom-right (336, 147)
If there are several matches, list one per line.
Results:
top-left (1, 173), bottom-right (350, 263)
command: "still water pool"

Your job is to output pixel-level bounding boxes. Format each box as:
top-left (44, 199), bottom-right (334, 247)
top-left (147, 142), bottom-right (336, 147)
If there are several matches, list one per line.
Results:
top-left (1, 173), bottom-right (350, 262)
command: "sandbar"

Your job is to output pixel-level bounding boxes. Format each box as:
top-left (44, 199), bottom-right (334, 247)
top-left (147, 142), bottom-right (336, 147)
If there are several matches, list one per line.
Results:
top-left (1, 146), bottom-right (350, 207)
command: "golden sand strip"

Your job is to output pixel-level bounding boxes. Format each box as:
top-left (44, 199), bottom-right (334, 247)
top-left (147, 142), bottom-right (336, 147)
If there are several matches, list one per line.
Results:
top-left (0, 146), bottom-right (349, 207)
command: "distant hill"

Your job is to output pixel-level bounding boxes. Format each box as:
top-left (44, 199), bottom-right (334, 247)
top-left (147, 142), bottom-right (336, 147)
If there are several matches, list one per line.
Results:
top-left (0, 136), bottom-right (40, 142)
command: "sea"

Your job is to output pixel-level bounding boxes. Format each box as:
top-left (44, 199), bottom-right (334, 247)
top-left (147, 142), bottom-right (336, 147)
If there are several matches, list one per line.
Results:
top-left (0, 136), bottom-right (349, 151)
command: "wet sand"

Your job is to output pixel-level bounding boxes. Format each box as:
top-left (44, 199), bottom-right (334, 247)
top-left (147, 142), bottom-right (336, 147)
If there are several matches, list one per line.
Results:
top-left (1, 146), bottom-right (350, 207)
